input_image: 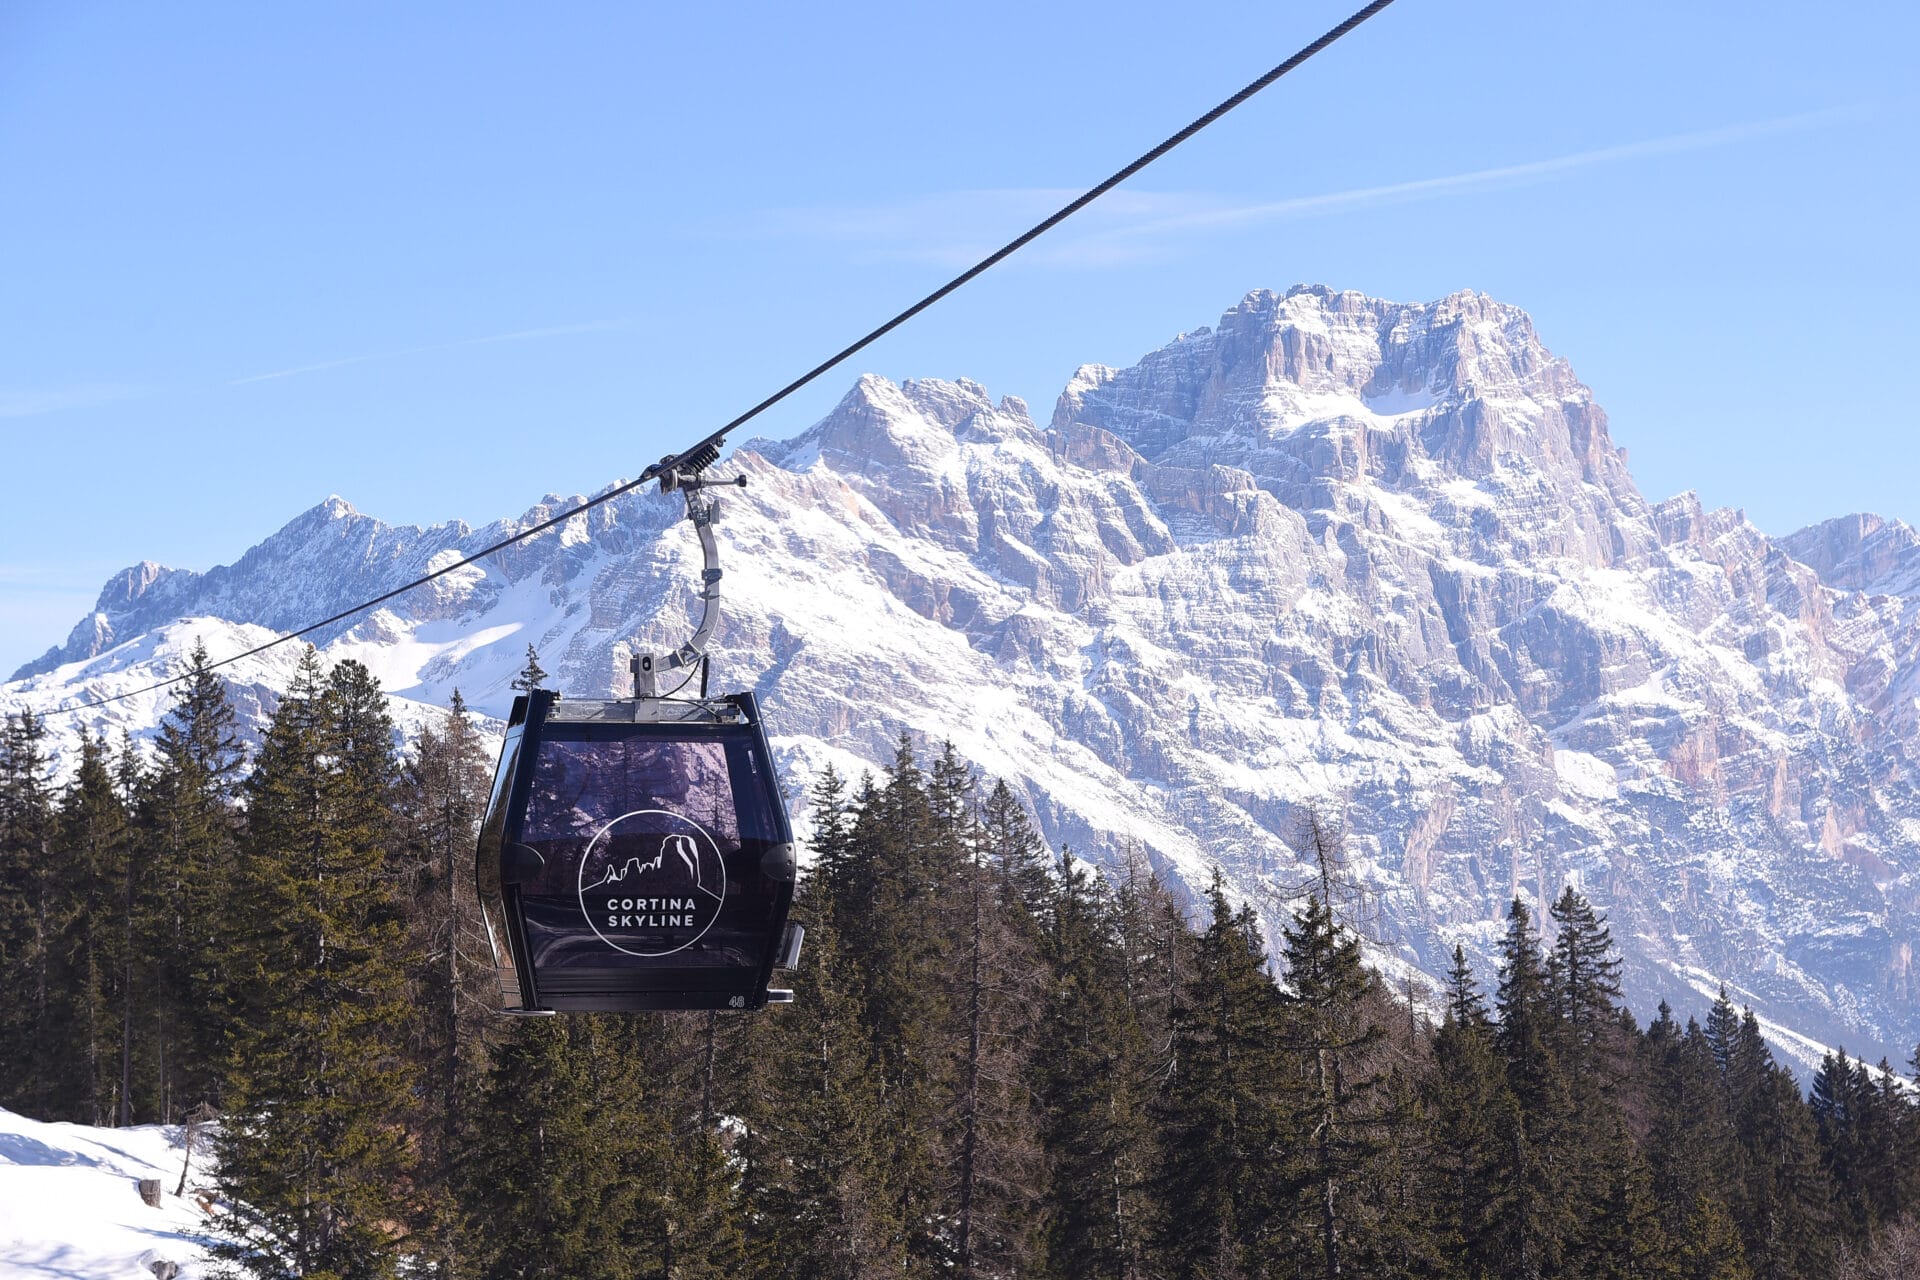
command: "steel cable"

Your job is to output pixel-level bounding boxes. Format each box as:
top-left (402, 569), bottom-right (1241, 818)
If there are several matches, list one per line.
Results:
top-left (45, 0), bottom-right (1399, 715)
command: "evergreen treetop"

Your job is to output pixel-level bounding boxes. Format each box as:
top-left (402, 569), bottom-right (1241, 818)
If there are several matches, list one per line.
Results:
top-left (510, 643), bottom-right (548, 693)
top-left (1546, 885), bottom-right (1623, 1045)
top-left (1445, 943), bottom-right (1488, 1029)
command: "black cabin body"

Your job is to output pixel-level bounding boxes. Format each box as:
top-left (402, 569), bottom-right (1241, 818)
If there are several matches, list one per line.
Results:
top-left (476, 688), bottom-right (799, 1012)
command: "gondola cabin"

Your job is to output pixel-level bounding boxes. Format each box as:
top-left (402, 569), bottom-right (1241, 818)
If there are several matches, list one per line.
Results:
top-left (476, 688), bottom-right (801, 1012)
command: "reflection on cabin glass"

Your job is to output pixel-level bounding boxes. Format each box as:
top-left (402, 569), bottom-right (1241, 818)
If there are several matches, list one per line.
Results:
top-left (519, 737), bottom-right (750, 969)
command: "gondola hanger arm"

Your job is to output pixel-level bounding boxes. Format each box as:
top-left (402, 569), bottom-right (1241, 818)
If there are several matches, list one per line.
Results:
top-left (630, 465), bottom-right (747, 699)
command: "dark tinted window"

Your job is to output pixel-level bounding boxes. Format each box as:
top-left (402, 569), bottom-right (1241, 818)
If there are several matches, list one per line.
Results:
top-left (515, 730), bottom-right (778, 973)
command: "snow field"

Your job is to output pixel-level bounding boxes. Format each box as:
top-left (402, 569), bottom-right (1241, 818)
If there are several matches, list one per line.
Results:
top-left (0, 1106), bottom-right (218, 1280)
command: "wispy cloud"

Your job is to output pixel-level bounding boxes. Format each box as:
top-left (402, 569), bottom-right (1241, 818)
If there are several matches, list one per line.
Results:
top-left (1065, 104), bottom-right (1866, 244)
top-left (230, 319), bottom-right (630, 386)
top-left (0, 385), bottom-right (149, 420)
top-left (760, 104), bottom-right (1869, 269)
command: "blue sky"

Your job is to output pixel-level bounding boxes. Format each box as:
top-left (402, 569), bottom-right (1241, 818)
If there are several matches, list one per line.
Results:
top-left (3, 0), bottom-right (1915, 676)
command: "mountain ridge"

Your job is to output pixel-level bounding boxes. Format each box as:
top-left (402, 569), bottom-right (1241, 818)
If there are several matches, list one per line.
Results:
top-left (10, 285), bottom-right (1918, 1068)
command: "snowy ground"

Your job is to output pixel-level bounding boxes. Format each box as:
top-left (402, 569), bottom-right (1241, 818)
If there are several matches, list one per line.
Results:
top-left (0, 1106), bottom-right (218, 1279)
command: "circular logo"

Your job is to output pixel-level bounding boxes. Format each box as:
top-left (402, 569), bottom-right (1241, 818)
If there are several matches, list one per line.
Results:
top-left (576, 809), bottom-right (728, 956)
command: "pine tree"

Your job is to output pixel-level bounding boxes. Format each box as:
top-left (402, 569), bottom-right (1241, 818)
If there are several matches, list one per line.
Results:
top-left (1812, 1049), bottom-right (1908, 1244)
top-left (1151, 875), bottom-right (1288, 1278)
top-left (1538, 886), bottom-right (1635, 1267)
top-left (1109, 841), bottom-right (1189, 1093)
top-left (979, 778), bottom-right (1052, 929)
top-left (1863, 1062), bottom-right (1911, 1229)
top-left (622, 1012), bottom-right (751, 1280)
top-left (1546, 886), bottom-right (1624, 1060)
top-left (1426, 945), bottom-right (1513, 1278)
top-left (1688, 992), bottom-right (1825, 1277)
top-left (1036, 854), bottom-right (1157, 1280)
top-left (1724, 1009), bottom-right (1833, 1280)
top-left (1704, 988), bottom-right (1745, 1101)
top-left (1645, 1009), bottom-right (1744, 1265)
top-left (1494, 901), bottom-right (1553, 1075)
top-left (838, 737), bottom-right (955, 1065)
top-left (804, 764), bottom-right (859, 932)
top-left (511, 643), bottom-right (548, 693)
top-left (1446, 944), bottom-right (1488, 1026)
top-left (1574, 1117), bottom-right (1678, 1279)
top-left (138, 640), bottom-right (246, 1120)
top-left (943, 782), bottom-right (1043, 1278)
top-left (110, 732), bottom-right (145, 1126)
top-left (1811, 1050), bottom-right (1867, 1237)
top-left (216, 651), bottom-right (416, 1279)
top-left (1489, 896), bottom-right (1576, 1279)
top-left (1677, 1194), bottom-right (1754, 1280)
top-left (1277, 886), bottom-right (1391, 1279)
top-left (399, 690), bottom-right (497, 1279)
top-left (657, 1123), bottom-right (751, 1280)
top-left (46, 731), bottom-right (131, 1124)
top-left (834, 736), bottom-right (963, 1272)
top-left (0, 709), bottom-right (56, 1114)
top-left (463, 1017), bottom-right (655, 1280)
top-left (1355, 1062), bottom-right (1451, 1280)
top-left (736, 920), bottom-right (906, 1280)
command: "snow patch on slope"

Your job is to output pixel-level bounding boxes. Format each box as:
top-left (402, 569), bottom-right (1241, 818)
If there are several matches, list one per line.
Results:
top-left (0, 1106), bottom-right (218, 1280)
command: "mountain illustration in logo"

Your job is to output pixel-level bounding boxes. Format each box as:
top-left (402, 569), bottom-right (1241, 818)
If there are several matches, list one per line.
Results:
top-left (576, 810), bottom-right (728, 957)
top-left (582, 834), bottom-right (718, 901)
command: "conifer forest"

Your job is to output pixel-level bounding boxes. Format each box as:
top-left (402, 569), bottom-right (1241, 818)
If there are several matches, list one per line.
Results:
top-left (7, 646), bottom-right (1920, 1280)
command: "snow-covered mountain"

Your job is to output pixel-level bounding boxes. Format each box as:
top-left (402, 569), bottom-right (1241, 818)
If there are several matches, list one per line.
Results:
top-left (10, 286), bottom-right (1919, 1067)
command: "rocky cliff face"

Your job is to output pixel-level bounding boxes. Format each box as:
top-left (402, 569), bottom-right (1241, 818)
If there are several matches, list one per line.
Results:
top-left (10, 286), bottom-right (1917, 1066)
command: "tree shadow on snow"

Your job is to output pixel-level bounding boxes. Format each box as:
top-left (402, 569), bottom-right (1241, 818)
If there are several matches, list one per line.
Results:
top-left (0, 1132), bottom-right (101, 1168)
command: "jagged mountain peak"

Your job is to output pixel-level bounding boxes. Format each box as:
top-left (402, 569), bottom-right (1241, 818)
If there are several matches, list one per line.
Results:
top-left (773, 373), bottom-right (1045, 484)
top-left (11, 494), bottom-right (488, 680)
top-left (1049, 289), bottom-right (1643, 579)
top-left (1211, 282), bottom-right (1547, 392)
top-left (274, 494), bottom-right (376, 538)
top-left (1783, 513), bottom-right (1920, 598)
top-left (93, 561), bottom-right (178, 610)
top-left (1052, 287), bottom-right (1607, 487)
top-left (847, 373), bottom-right (1035, 436)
